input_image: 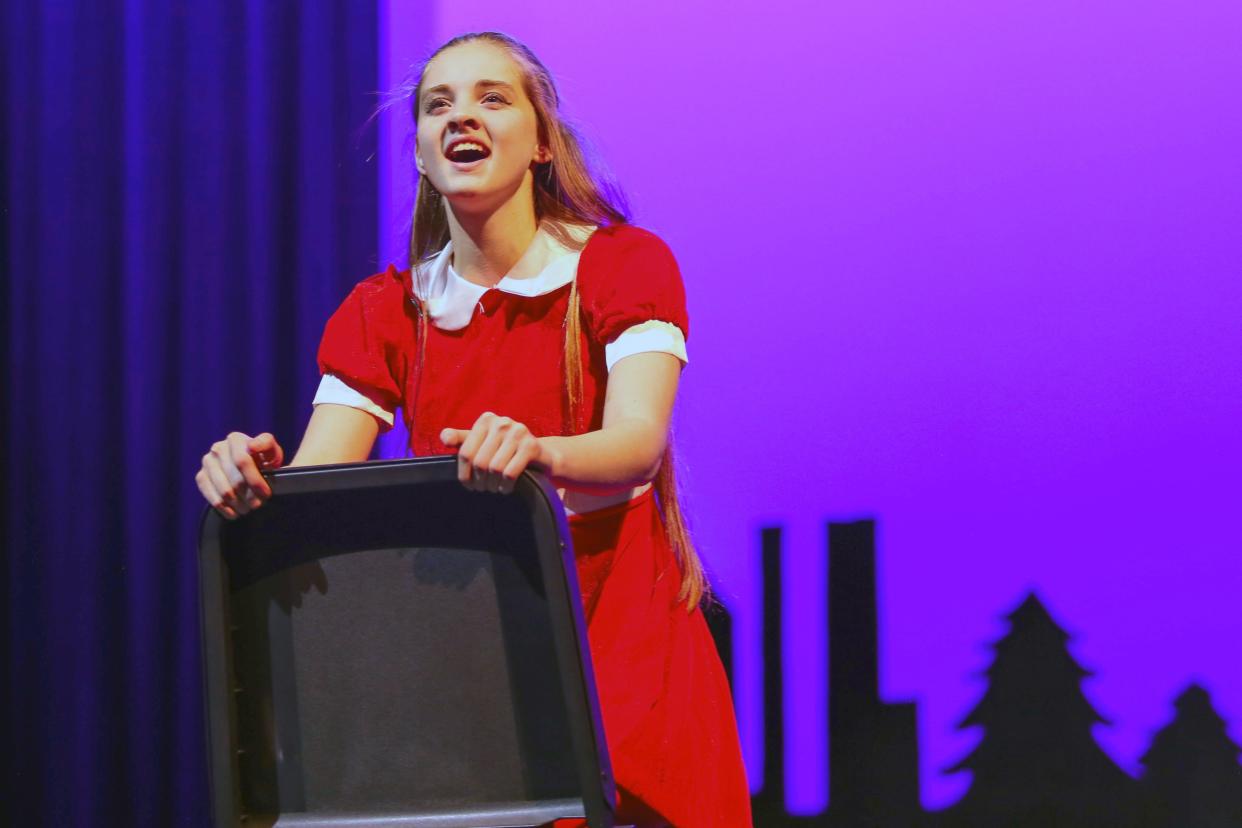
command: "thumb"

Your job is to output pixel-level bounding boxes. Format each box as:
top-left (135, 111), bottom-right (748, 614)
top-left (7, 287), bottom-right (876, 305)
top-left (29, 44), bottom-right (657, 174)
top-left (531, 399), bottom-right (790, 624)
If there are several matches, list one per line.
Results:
top-left (248, 433), bottom-right (285, 469)
top-left (440, 427), bottom-right (466, 447)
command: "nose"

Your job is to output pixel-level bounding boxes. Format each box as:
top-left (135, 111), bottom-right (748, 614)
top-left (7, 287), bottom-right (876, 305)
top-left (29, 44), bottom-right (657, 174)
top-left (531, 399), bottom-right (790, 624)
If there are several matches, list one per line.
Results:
top-left (447, 104), bottom-right (480, 131)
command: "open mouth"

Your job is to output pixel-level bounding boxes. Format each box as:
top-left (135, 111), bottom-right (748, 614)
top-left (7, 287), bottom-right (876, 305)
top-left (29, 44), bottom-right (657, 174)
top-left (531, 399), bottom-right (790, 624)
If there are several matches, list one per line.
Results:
top-left (445, 141), bottom-right (491, 163)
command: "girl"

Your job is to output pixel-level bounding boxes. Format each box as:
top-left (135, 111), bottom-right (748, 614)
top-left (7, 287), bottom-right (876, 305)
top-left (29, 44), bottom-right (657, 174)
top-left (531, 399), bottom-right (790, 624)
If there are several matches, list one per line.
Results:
top-left (196, 31), bottom-right (751, 827)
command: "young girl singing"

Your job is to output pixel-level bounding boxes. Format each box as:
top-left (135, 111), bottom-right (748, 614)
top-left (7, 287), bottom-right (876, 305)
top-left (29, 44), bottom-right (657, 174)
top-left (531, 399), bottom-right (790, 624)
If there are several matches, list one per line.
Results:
top-left (196, 31), bottom-right (751, 827)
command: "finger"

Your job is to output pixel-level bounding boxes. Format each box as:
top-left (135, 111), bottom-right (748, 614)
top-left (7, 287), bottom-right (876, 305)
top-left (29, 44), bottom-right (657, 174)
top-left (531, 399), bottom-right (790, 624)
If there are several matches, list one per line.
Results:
top-left (440, 427), bottom-right (472, 483)
top-left (458, 414), bottom-right (494, 459)
top-left (457, 421), bottom-right (493, 487)
top-left (229, 434), bottom-right (270, 501)
top-left (233, 434), bottom-right (273, 506)
top-left (487, 440), bottom-right (518, 493)
top-left (211, 438), bottom-right (250, 498)
top-left (499, 440), bottom-right (540, 493)
top-left (456, 451), bottom-right (473, 485)
top-left (196, 469), bottom-right (239, 520)
top-left (473, 428), bottom-right (507, 493)
top-left (488, 427), bottom-right (531, 493)
top-left (203, 452), bottom-right (249, 514)
top-left (478, 417), bottom-right (517, 493)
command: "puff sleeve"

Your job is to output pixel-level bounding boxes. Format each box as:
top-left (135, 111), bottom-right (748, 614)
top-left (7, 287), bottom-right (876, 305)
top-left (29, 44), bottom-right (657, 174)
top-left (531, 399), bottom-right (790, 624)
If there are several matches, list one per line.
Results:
top-left (577, 225), bottom-right (690, 371)
top-left (313, 267), bottom-right (412, 429)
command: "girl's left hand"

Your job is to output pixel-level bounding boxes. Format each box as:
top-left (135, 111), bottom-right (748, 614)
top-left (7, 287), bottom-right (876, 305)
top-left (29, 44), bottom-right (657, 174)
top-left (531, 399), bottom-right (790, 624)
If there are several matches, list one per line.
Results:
top-left (440, 412), bottom-right (546, 494)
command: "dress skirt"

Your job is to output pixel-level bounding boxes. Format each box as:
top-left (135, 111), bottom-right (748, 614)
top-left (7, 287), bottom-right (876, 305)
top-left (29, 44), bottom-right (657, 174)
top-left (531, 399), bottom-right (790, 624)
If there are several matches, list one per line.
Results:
top-left (552, 488), bottom-right (752, 828)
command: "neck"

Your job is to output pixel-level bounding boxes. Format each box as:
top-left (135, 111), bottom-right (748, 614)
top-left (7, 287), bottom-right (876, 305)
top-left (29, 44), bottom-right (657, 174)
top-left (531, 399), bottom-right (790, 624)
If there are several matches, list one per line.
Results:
top-left (445, 176), bottom-right (540, 287)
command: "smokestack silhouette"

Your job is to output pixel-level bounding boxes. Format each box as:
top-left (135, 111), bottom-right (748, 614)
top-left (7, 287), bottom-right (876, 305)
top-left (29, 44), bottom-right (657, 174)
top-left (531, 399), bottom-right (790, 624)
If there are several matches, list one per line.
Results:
top-left (828, 520), bottom-right (919, 825)
top-left (751, 526), bottom-right (787, 823)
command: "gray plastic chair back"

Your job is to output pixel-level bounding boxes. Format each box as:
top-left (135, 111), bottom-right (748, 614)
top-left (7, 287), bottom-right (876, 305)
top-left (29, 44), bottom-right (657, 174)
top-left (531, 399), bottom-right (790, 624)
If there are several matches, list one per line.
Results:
top-left (198, 458), bottom-right (615, 827)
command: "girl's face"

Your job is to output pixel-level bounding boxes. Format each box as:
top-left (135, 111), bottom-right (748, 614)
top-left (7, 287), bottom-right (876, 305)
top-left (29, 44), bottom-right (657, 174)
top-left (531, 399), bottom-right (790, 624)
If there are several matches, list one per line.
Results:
top-left (415, 41), bottom-right (550, 214)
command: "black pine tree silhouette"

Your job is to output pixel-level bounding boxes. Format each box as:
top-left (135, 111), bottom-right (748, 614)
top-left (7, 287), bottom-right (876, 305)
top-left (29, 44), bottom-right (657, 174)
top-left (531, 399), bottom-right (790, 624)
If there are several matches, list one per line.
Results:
top-left (941, 592), bottom-right (1135, 828)
top-left (1139, 683), bottom-right (1242, 828)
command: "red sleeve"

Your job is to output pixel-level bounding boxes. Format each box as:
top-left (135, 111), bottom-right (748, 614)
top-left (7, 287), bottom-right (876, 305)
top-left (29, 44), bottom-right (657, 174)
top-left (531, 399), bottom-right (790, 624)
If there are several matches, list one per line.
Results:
top-left (316, 266), bottom-right (413, 413)
top-left (577, 225), bottom-right (689, 346)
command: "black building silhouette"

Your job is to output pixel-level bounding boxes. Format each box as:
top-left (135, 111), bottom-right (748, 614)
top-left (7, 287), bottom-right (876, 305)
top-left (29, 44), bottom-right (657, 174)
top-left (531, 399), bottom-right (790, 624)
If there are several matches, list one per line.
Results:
top-left (748, 520), bottom-right (920, 827)
top-left (827, 520), bottom-right (920, 826)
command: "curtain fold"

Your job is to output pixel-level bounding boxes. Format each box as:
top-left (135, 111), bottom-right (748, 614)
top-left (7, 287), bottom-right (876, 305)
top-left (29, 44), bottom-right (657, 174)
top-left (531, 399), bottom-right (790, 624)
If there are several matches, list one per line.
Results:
top-left (3, 2), bottom-right (378, 823)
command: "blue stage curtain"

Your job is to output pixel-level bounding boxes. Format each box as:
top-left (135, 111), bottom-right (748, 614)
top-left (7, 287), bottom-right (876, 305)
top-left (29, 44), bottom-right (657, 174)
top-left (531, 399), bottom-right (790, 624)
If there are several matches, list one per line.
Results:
top-left (3, 2), bottom-right (378, 823)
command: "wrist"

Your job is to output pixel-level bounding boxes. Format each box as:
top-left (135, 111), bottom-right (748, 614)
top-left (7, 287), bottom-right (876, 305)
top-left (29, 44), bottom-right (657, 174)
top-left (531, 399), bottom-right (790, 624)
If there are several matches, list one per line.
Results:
top-left (536, 435), bottom-right (566, 480)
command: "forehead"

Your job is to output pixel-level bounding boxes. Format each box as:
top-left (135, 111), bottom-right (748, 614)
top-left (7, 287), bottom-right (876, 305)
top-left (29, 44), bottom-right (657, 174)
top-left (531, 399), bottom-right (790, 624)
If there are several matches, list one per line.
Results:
top-left (421, 41), bottom-right (526, 91)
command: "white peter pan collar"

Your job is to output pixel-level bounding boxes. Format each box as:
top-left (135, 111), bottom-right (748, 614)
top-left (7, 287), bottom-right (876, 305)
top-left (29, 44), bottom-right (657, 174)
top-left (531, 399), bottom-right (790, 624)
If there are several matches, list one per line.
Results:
top-left (411, 223), bottom-right (596, 331)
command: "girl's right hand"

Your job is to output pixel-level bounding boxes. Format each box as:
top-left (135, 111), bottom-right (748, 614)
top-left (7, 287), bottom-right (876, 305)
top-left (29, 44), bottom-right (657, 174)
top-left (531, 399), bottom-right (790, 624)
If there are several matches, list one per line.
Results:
top-left (195, 432), bottom-right (285, 519)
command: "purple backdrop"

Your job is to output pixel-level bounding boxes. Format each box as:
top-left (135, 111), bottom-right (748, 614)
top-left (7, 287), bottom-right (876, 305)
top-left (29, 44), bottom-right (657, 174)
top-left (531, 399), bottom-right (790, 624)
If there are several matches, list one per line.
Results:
top-left (381, 0), bottom-right (1242, 813)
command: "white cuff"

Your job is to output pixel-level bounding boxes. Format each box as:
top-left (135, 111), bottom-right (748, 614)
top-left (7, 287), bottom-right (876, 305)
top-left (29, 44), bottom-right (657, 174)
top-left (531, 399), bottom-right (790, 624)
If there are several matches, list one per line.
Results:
top-left (312, 374), bottom-right (396, 429)
top-left (604, 320), bottom-right (688, 371)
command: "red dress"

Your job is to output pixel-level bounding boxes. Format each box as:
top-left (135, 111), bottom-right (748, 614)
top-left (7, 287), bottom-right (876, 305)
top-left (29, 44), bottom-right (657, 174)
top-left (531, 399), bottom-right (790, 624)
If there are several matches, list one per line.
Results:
top-left (316, 224), bottom-right (752, 826)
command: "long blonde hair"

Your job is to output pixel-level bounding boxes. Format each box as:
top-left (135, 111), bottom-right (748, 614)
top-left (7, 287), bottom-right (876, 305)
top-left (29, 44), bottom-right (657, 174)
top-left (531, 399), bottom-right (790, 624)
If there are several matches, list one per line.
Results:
top-left (408, 32), bottom-right (706, 609)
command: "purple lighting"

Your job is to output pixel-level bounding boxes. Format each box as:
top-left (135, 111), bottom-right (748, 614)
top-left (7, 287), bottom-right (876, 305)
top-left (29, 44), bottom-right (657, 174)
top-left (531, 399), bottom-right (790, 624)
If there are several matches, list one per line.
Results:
top-left (381, 0), bottom-right (1242, 812)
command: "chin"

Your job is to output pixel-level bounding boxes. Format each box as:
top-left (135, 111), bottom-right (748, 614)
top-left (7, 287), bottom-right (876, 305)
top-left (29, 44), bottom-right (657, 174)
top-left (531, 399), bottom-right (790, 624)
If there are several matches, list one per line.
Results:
top-left (443, 189), bottom-right (496, 213)
top-left (434, 168), bottom-right (531, 215)
top-left (446, 183), bottom-right (522, 213)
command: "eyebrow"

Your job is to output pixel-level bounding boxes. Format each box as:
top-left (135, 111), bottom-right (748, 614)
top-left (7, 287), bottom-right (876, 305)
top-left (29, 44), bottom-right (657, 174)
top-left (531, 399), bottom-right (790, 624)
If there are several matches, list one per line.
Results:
top-left (421, 80), bottom-right (518, 102)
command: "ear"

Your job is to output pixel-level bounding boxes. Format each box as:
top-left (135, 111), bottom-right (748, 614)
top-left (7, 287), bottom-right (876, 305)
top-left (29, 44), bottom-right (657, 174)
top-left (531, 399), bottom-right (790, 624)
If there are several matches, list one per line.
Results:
top-left (415, 143), bottom-right (426, 176)
top-left (534, 144), bottom-right (553, 165)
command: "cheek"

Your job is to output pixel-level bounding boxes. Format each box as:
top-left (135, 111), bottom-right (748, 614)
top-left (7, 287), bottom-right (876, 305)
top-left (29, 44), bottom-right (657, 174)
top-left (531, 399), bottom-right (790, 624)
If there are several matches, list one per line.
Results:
top-left (495, 114), bottom-right (542, 160)
top-left (415, 131), bottom-right (434, 170)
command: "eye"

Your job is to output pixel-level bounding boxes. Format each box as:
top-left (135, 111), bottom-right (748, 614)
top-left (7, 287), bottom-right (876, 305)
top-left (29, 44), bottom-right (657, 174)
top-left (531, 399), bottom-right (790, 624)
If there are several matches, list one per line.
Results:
top-left (423, 97), bottom-right (450, 114)
top-left (482, 92), bottom-right (509, 105)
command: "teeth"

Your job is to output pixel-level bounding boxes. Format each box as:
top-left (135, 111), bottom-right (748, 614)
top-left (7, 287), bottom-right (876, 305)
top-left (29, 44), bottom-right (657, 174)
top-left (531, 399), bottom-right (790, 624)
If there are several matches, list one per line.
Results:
top-left (450, 142), bottom-right (485, 154)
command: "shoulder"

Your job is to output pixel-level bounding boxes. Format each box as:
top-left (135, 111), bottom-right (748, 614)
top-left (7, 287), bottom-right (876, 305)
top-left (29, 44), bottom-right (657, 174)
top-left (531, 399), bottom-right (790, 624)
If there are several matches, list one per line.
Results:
top-left (331, 265), bottom-right (418, 326)
top-left (578, 224), bottom-right (682, 297)
top-left (347, 264), bottom-right (411, 303)
top-left (576, 224), bottom-right (688, 345)
top-left (580, 224), bottom-right (678, 270)
top-left (321, 265), bottom-right (418, 351)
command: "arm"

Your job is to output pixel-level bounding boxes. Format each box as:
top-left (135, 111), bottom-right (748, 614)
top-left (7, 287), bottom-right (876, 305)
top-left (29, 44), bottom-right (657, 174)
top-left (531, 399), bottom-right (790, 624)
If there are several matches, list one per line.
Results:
top-left (196, 403), bottom-right (380, 519)
top-left (289, 403), bottom-right (381, 467)
top-left (441, 351), bottom-right (681, 494)
top-left (540, 351), bottom-right (680, 489)
top-left (199, 266), bottom-right (404, 517)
